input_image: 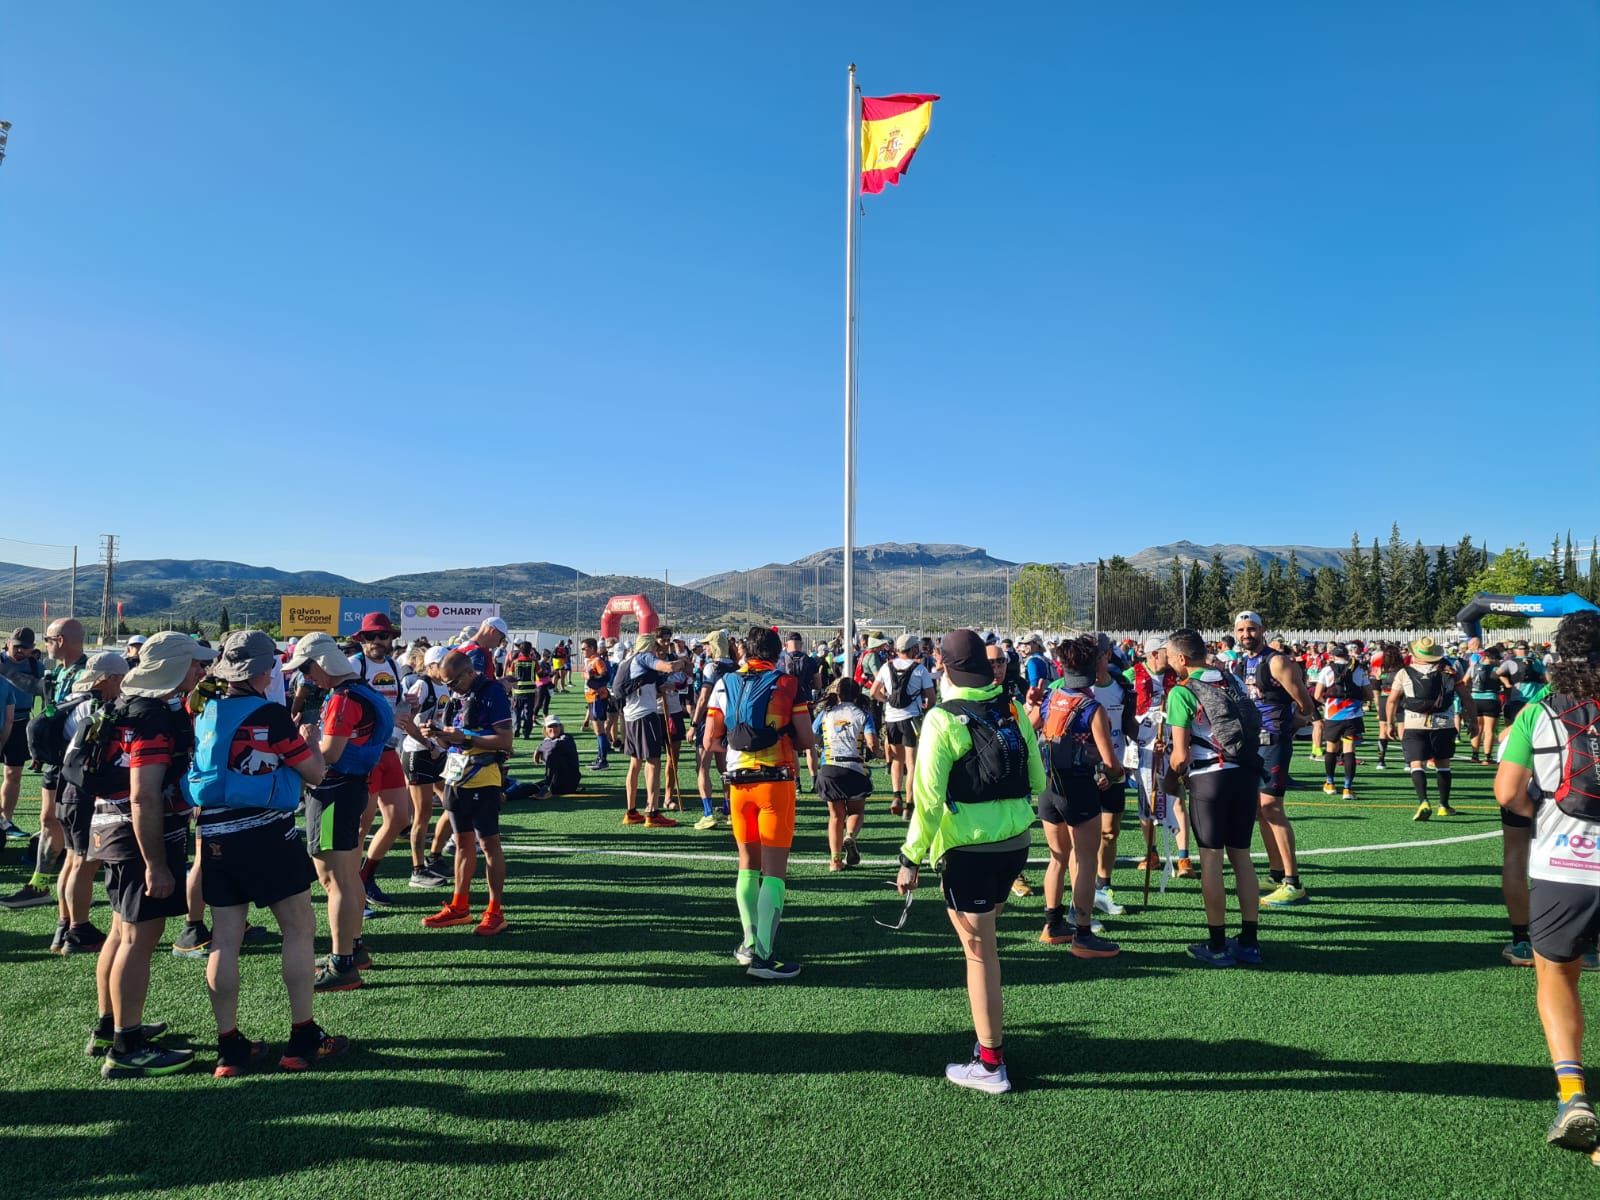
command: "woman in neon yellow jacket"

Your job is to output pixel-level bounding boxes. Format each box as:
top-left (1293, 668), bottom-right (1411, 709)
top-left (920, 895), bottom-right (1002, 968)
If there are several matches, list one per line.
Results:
top-left (896, 629), bottom-right (1044, 1095)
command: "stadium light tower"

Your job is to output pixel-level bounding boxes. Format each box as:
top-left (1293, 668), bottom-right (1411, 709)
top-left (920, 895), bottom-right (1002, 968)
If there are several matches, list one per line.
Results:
top-left (0, 121), bottom-right (12, 168)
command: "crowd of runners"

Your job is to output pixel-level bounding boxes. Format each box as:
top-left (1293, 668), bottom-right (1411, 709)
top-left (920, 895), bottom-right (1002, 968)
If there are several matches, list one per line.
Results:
top-left (1, 606), bottom-right (1598, 1163)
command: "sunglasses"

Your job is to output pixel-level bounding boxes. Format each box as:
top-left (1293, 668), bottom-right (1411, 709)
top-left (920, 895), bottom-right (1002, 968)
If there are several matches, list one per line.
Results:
top-left (874, 889), bottom-right (915, 931)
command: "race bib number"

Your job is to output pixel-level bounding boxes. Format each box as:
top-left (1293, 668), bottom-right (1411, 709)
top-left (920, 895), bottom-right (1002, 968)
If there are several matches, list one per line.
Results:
top-left (1428, 713), bottom-right (1454, 730)
top-left (1259, 730), bottom-right (1273, 746)
top-left (442, 754), bottom-right (469, 783)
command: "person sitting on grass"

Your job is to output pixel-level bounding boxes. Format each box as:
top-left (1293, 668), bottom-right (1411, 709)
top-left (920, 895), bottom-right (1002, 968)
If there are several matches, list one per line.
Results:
top-left (531, 715), bottom-right (581, 799)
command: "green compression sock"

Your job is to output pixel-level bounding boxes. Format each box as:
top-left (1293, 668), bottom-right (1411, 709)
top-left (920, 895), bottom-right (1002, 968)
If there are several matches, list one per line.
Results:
top-left (736, 869), bottom-right (761, 948)
top-left (756, 875), bottom-right (787, 960)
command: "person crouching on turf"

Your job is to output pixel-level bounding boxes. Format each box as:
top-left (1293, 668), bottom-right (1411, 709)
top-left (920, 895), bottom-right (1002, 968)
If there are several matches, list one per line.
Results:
top-left (531, 715), bottom-right (581, 799)
top-left (188, 631), bottom-right (349, 1077)
top-left (704, 626), bottom-right (815, 980)
top-left (418, 649), bottom-right (513, 935)
top-left (1163, 629), bottom-right (1263, 969)
top-left (897, 629), bottom-right (1044, 1094)
top-left (83, 632), bottom-right (207, 1078)
top-left (812, 678), bottom-right (876, 871)
top-left (1494, 610), bottom-right (1600, 1157)
top-left (285, 633), bottom-right (392, 993)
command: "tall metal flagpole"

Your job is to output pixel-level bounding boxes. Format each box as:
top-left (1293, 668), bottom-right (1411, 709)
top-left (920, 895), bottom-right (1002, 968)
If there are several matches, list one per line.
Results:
top-left (842, 64), bottom-right (860, 681)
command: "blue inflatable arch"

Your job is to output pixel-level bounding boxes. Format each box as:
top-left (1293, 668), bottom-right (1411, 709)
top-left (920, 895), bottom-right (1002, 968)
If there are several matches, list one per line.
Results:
top-left (1455, 592), bottom-right (1600, 641)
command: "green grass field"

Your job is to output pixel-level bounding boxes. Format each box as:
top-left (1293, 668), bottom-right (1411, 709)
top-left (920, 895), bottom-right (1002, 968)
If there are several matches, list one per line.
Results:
top-left (1, 691), bottom-right (1595, 1199)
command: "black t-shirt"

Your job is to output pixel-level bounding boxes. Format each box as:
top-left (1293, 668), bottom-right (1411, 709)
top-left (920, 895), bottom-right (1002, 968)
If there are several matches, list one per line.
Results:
top-left (537, 733), bottom-right (580, 793)
top-left (89, 698), bottom-right (193, 864)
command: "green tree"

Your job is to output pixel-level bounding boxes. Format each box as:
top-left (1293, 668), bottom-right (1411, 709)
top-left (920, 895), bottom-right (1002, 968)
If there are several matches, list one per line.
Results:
top-left (1341, 533), bottom-right (1374, 627)
top-left (1588, 538), bottom-right (1600, 604)
top-left (1164, 556), bottom-right (1187, 627)
top-left (1099, 555), bottom-right (1158, 629)
top-left (1310, 566), bottom-right (1342, 629)
top-left (1370, 535), bottom-right (1386, 625)
top-left (1384, 523), bottom-right (1407, 622)
top-left (1564, 532), bottom-right (1577, 593)
top-left (1010, 564), bottom-right (1073, 631)
top-left (1263, 557), bottom-right (1291, 627)
top-left (1284, 550), bottom-right (1308, 625)
top-left (1401, 540), bottom-right (1431, 628)
top-left (219, 606), bottom-right (231, 634)
top-left (1197, 551), bottom-right (1230, 629)
top-left (1465, 544), bottom-right (1541, 629)
top-left (116, 618), bottom-right (129, 636)
top-left (1185, 560), bottom-right (1207, 629)
top-left (1232, 555), bottom-right (1266, 618)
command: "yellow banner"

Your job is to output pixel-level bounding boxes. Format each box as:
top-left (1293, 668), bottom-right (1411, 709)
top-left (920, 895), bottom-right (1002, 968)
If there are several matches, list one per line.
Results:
top-left (280, 595), bottom-right (340, 637)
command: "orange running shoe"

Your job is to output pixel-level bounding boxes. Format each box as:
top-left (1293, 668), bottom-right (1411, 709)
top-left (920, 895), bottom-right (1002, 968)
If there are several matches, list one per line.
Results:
top-left (643, 812), bottom-right (678, 828)
top-left (422, 905), bottom-right (473, 928)
top-left (475, 910), bottom-right (507, 937)
top-left (1175, 857), bottom-right (1199, 879)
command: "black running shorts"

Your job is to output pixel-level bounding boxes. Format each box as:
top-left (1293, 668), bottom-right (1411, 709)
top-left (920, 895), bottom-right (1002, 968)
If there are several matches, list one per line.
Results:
top-left (304, 772), bottom-right (367, 855)
top-left (1401, 728), bottom-right (1458, 766)
top-left (56, 781), bottom-right (93, 857)
top-left (884, 718), bottom-right (920, 748)
top-left (1, 719), bottom-right (28, 768)
top-left (1038, 775), bottom-right (1100, 827)
top-left (1258, 736), bottom-right (1295, 799)
top-left (403, 749), bottom-right (447, 785)
top-left (444, 784), bottom-right (502, 838)
top-left (817, 765), bottom-right (871, 803)
top-left (103, 836), bottom-right (188, 925)
top-left (198, 810), bottom-right (315, 910)
top-left (624, 713), bottom-right (665, 762)
top-left (1187, 768), bottom-right (1258, 851)
top-left (939, 845), bottom-right (1030, 914)
top-left (665, 713), bottom-right (686, 743)
top-left (1321, 718), bottom-right (1364, 748)
top-left (1473, 697), bottom-right (1503, 720)
top-left (1529, 878), bottom-right (1600, 963)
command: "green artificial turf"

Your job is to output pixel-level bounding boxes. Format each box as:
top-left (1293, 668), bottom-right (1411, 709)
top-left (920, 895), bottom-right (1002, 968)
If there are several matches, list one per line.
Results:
top-left (1, 692), bottom-right (1595, 1199)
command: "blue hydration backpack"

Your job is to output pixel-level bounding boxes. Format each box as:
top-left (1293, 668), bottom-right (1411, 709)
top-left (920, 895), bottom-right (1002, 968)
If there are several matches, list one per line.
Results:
top-left (722, 669), bottom-right (783, 752)
top-left (184, 696), bottom-right (304, 812)
top-left (328, 681), bottom-right (393, 776)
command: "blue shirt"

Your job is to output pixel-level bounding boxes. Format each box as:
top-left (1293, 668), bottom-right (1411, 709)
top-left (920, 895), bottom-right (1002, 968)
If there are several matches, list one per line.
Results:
top-left (1024, 654), bottom-right (1056, 691)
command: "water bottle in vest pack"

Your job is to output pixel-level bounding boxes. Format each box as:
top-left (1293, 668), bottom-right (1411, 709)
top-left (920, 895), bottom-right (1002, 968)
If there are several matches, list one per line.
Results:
top-left (940, 697), bottom-right (1030, 806)
top-left (183, 697), bottom-right (303, 811)
top-left (60, 700), bottom-right (123, 793)
top-left (1184, 673), bottom-right (1263, 769)
top-left (1539, 695), bottom-right (1600, 823)
top-left (722, 669), bottom-right (783, 752)
top-left (887, 662), bottom-right (920, 709)
top-left (1041, 688), bottom-right (1101, 777)
top-left (27, 696), bottom-right (87, 768)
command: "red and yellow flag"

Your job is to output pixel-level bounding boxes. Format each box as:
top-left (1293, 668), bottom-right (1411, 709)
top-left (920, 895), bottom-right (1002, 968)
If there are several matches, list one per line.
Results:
top-left (860, 93), bottom-right (939, 194)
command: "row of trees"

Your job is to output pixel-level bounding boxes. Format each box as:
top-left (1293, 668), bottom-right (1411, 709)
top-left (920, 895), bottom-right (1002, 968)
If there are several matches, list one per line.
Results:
top-left (1011, 529), bottom-right (1600, 632)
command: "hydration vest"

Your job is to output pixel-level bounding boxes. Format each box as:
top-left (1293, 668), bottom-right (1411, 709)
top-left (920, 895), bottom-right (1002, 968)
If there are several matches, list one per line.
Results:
top-left (183, 696), bottom-right (304, 811)
top-left (326, 681), bottom-right (392, 776)
top-left (1533, 694), bottom-right (1600, 823)
top-left (1400, 666), bottom-right (1456, 715)
top-left (940, 697), bottom-right (1031, 806)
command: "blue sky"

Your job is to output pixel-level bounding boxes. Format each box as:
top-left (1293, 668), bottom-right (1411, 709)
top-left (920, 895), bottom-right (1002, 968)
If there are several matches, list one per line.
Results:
top-left (5, 2), bottom-right (1596, 581)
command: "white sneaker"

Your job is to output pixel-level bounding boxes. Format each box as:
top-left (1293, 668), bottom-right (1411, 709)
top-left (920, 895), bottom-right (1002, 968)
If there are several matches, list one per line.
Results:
top-left (945, 1057), bottom-right (1011, 1094)
top-left (693, 815), bottom-right (718, 830)
top-left (1093, 886), bottom-right (1126, 916)
top-left (1066, 906), bottom-right (1104, 934)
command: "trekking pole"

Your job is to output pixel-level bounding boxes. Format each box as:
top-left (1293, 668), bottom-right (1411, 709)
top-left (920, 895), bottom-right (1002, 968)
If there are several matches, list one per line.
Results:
top-left (1144, 713), bottom-right (1166, 908)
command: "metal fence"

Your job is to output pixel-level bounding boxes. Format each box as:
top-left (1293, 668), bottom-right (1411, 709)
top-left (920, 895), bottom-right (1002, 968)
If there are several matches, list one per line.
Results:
top-left (0, 537), bottom-right (81, 637)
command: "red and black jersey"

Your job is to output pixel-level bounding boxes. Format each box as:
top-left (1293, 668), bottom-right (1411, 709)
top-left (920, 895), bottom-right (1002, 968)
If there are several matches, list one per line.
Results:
top-left (228, 702), bottom-right (312, 776)
top-left (88, 698), bottom-right (193, 864)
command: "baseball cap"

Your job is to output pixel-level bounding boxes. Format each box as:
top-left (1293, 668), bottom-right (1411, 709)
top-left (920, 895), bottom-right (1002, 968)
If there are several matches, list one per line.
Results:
top-left (1143, 635), bottom-right (1168, 655)
top-left (895, 633), bottom-right (919, 653)
top-left (285, 631), bottom-right (356, 679)
top-left (486, 617), bottom-right (510, 636)
top-left (542, 714), bottom-right (564, 728)
top-left (125, 635), bottom-right (147, 647)
top-left (10, 627), bottom-right (35, 649)
top-left (940, 629), bottom-right (992, 689)
top-left (71, 651), bottom-right (130, 692)
top-left (1234, 610), bottom-right (1264, 629)
top-left (424, 645), bottom-right (449, 666)
top-left (215, 630), bottom-right (281, 682)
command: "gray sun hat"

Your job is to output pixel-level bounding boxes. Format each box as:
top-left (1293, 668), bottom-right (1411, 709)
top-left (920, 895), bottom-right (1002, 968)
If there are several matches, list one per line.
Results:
top-left (215, 630), bottom-right (281, 683)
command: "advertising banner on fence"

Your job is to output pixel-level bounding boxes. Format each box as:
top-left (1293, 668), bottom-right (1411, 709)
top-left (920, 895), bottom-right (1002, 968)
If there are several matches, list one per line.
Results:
top-left (338, 598), bottom-right (391, 636)
top-left (400, 601), bottom-right (500, 644)
top-left (281, 595), bottom-right (340, 637)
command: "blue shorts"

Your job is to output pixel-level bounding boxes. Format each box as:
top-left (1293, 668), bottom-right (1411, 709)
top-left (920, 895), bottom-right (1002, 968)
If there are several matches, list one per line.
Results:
top-left (589, 698), bottom-right (611, 721)
top-left (1258, 735), bottom-right (1295, 799)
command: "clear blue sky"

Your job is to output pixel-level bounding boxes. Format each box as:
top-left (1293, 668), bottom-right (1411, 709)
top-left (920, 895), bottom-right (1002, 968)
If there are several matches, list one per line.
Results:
top-left (5, 2), bottom-right (1596, 581)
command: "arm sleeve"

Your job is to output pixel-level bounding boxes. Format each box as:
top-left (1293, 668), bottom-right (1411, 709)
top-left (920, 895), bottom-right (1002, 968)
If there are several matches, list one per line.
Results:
top-left (903, 708), bottom-right (960, 864)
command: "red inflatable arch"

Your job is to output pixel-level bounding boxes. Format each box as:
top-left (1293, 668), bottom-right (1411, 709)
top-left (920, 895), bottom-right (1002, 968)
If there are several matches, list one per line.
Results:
top-left (599, 594), bottom-right (660, 641)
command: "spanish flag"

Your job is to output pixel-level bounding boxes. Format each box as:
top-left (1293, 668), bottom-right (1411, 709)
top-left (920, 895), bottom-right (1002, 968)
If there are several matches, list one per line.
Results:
top-left (860, 93), bottom-right (939, 194)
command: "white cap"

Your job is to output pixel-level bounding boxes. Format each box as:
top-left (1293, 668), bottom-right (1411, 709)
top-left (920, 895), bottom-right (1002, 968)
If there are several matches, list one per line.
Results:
top-left (486, 617), bottom-right (510, 636)
top-left (1143, 635), bottom-right (1167, 655)
top-left (424, 645), bottom-right (449, 666)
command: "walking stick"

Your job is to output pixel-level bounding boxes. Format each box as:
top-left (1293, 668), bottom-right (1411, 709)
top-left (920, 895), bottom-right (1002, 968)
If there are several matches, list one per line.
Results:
top-left (1144, 714), bottom-right (1166, 907)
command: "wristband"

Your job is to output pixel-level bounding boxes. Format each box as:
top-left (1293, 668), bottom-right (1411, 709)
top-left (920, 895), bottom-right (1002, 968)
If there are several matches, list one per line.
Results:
top-left (897, 852), bottom-right (919, 870)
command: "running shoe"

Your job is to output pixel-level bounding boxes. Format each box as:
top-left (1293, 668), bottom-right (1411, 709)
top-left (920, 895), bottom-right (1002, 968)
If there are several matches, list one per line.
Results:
top-left (172, 922), bottom-right (212, 959)
top-left (1341, 788), bottom-right (1355, 801)
top-left (693, 815), bottom-right (718, 830)
top-left (1093, 886), bottom-right (1126, 916)
top-left (363, 877), bottom-right (393, 906)
top-left (1437, 804), bottom-right (1460, 817)
top-left (621, 810), bottom-right (646, 826)
top-left (85, 1021), bottom-right (168, 1057)
top-left (101, 1042), bottom-right (196, 1079)
top-left (746, 955), bottom-right (801, 981)
top-left (828, 857), bottom-right (844, 872)
top-left (588, 759), bottom-right (606, 771)
top-left (422, 904), bottom-right (473, 928)
top-left (844, 836), bottom-right (861, 868)
top-left (317, 945), bottom-right (372, 973)
top-left (1374, 762), bottom-right (1387, 771)
top-left (49, 920), bottom-right (69, 954)
top-left (1583, 951), bottom-right (1600, 972)
top-left (1262, 882), bottom-right (1309, 908)
top-left (1175, 857), bottom-right (1198, 879)
top-left (1066, 906), bottom-right (1104, 935)
top-left (1412, 802), bottom-right (1432, 822)
top-left (1134, 850), bottom-right (1162, 872)
top-left (424, 855), bottom-right (449, 877)
top-left (474, 910), bottom-right (507, 937)
top-left (409, 867), bottom-right (450, 889)
top-left (1187, 942), bottom-right (1236, 968)
top-left (643, 812), bottom-right (677, 828)
top-left (0, 882), bottom-right (53, 909)
top-left (312, 960), bottom-right (364, 992)
top-left (1226, 937), bottom-right (1264, 967)
top-left (63, 923), bottom-right (106, 955)
top-left (1502, 940), bottom-right (1534, 967)
top-left (443, 836), bottom-right (457, 855)
top-left (1009, 874), bottom-right (1033, 897)
top-left (1322, 782), bottom-right (1336, 796)
top-left (716, 805), bottom-right (732, 818)
top-left (279, 1022), bottom-right (350, 1072)
top-left (213, 1034), bottom-right (269, 1079)
top-left (1548, 1094), bottom-right (1600, 1152)
top-left (944, 1056), bottom-right (1011, 1095)
top-left (1070, 931), bottom-right (1120, 959)
top-left (1, 819), bottom-right (27, 840)
top-left (1039, 908), bottom-right (1072, 945)
top-left (733, 941), bottom-right (755, 966)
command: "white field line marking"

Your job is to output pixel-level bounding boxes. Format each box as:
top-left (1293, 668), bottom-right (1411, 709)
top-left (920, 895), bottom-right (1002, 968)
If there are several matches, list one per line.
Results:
top-left (496, 828), bottom-right (1502, 869)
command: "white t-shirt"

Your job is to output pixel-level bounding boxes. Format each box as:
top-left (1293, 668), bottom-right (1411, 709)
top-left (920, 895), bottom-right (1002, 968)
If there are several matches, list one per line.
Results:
top-left (622, 651), bottom-right (663, 722)
top-left (266, 661), bottom-right (287, 706)
top-left (1092, 675), bottom-right (1129, 760)
top-left (401, 672), bottom-right (446, 754)
top-left (813, 702), bottom-right (874, 777)
top-left (1315, 663), bottom-right (1370, 722)
top-left (1515, 703), bottom-right (1600, 886)
top-left (873, 657), bottom-right (935, 723)
top-left (351, 652), bottom-right (410, 747)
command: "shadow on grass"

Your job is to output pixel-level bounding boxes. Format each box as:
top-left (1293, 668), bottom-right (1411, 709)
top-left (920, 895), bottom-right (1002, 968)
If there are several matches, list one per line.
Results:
top-left (9, 1076), bottom-right (621, 1198)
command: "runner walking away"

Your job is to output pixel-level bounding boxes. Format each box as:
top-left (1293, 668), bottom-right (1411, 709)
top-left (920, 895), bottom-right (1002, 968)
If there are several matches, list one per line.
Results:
top-left (690, 630), bottom-right (737, 829)
top-left (897, 629), bottom-right (1044, 1093)
top-left (531, 714), bottom-right (581, 798)
top-left (84, 633), bottom-right (207, 1078)
top-left (704, 627), bottom-right (814, 980)
top-left (418, 648), bottom-right (513, 934)
top-left (1089, 636), bottom-right (1139, 917)
top-left (1386, 638), bottom-right (1474, 823)
top-left (285, 634), bottom-right (392, 992)
top-left (0, 627), bottom-right (47, 841)
top-left (1500, 640), bottom-right (1548, 728)
top-left (1028, 635), bottom-right (1124, 958)
top-left (1314, 643), bottom-right (1372, 800)
top-left (1371, 641), bottom-right (1401, 769)
top-left (1163, 629), bottom-right (1263, 969)
top-left (189, 631), bottom-right (349, 1077)
top-left (1470, 644), bottom-right (1506, 764)
top-left (869, 634), bottom-right (935, 818)
top-left (617, 633), bottom-right (690, 827)
top-left (509, 642), bottom-right (538, 738)
top-left (346, 613), bottom-right (420, 909)
top-left (1128, 636), bottom-right (1197, 880)
top-left (1234, 612), bottom-right (1316, 907)
top-left (581, 638), bottom-right (614, 769)
top-left (779, 633), bottom-right (824, 790)
top-left (402, 645), bottom-right (451, 888)
top-left (54, 653), bottom-right (130, 955)
top-left (1494, 611), bottom-right (1600, 1157)
top-left (811, 679), bottom-right (876, 870)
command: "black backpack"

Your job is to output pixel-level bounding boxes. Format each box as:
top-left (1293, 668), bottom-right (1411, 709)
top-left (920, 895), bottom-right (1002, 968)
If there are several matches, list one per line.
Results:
top-left (1326, 663), bottom-right (1364, 702)
top-left (1401, 666), bottom-right (1456, 715)
top-left (1182, 672), bottom-right (1263, 771)
top-left (26, 696), bottom-right (87, 767)
top-left (1536, 694), bottom-right (1600, 823)
top-left (61, 699), bottom-right (125, 793)
top-left (939, 697), bottom-right (1031, 806)
top-left (614, 656), bottom-right (653, 701)
top-left (1471, 661), bottom-right (1499, 694)
top-left (887, 662), bottom-right (921, 709)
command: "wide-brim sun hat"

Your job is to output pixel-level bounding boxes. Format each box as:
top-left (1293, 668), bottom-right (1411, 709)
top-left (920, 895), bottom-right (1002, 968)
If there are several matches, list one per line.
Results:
top-left (215, 630), bottom-right (282, 682)
top-left (1409, 637), bottom-right (1444, 663)
top-left (121, 632), bottom-right (203, 698)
